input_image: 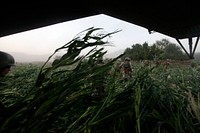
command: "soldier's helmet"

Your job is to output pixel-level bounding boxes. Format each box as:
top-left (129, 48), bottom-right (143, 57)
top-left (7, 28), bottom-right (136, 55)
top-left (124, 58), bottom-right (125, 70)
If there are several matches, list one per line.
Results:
top-left (125, 57), bottom-right (131, 61)
top-left (117, 58), bottom-right (121, 62)
top-left (0, 51), bottom-right (15, 69)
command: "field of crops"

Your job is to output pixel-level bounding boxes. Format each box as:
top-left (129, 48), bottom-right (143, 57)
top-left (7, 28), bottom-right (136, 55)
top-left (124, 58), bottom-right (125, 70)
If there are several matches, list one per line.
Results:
top-left (0, 28), bottom-right (200, 133)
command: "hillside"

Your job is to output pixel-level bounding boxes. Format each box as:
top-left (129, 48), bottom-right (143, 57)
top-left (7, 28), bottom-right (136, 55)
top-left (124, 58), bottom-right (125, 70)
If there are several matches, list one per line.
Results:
top-left (10, 49), bottom-right (125, 63)
top-left (10, 52), bottom-right (51, 63)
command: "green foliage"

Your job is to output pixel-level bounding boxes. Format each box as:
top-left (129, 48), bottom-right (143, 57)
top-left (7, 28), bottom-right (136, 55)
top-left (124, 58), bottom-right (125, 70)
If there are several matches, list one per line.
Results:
top-left (0, 63), bottom-right (40, 107)
top-left (0, 28), bottom-right (200, 133)
top-left (124, 39), bottom-right (187, 60)
top-left (160, 41), bottom-right (187, 60)
top-left (0, 27), bottom-right (121, 133)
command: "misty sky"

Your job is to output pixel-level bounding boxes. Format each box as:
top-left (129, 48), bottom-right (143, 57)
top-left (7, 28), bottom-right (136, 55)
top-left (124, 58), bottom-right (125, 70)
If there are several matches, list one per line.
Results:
top-left (0, 14), bottom-right (197, 56)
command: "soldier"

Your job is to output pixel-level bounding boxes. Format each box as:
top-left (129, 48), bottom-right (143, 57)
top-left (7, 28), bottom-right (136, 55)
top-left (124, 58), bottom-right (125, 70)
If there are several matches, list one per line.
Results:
top-left (115, 58), bottom-right (122, 73)
top-left (0, 51), bottom-right (15, 77)
top-left (119, 57), bottom-right (132, 81)
top-left (0, 51), bottom-right (15, 116)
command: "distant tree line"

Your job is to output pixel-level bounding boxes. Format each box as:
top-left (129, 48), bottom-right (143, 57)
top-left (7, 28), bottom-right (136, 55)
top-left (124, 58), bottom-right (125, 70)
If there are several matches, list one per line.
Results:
top-left (123, 39), bottom-right (188, 61)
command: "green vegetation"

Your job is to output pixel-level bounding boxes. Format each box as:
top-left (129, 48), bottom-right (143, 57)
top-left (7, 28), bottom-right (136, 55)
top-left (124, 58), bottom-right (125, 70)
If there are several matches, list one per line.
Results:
top-left (0, 27), bottom-right (200, 133)
top-left (123, 39), bottom-right (188, 60)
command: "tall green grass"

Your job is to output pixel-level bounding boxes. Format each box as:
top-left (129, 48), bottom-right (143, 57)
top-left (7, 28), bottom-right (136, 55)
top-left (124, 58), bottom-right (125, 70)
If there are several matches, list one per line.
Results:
top-left (0, 27), bottom-right (200, 133)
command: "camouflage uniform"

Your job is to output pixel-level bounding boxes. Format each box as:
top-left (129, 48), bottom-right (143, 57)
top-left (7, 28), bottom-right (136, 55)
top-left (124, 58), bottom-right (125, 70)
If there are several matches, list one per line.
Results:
top-left (120, 57), bottom-right (132, 81)
top-left (0, 51), bottom-right (15, 123)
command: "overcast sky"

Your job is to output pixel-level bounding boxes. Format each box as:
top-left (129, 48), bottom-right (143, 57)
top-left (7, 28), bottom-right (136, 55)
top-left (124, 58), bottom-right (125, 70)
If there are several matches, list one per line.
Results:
top-left (0, 14), bottom-right (196, 56)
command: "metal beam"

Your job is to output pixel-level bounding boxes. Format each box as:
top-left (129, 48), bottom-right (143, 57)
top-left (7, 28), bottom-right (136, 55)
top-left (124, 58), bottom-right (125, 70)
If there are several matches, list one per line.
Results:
top-left (192, 36), bottom-right (200, 56)
top-left (176, 38), bottom-right (190, 58)
top-left (176, 37), bottom-right (200, 59)
top-left (188, 37), bottom-right (193, 58)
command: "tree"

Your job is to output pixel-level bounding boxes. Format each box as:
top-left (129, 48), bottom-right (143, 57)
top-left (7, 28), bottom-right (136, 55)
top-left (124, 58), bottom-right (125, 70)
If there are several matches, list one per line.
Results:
top-left (123, 38), bottom-right (187, 61)
top-left (155, 39), bottom-right (187, 60)
top-left (124, 42), bottom-right (151, 60)
top-left (154, 38), bottom-right (170, 50)
top-left (149, 44), bottom-right (163, 60)
top-left (141, 42), bottom-right (150, 60)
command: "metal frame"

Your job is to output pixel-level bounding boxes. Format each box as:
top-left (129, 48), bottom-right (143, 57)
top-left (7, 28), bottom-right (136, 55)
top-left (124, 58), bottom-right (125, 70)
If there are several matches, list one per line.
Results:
top-left (176, 37), bottom-right (200, 59)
